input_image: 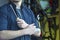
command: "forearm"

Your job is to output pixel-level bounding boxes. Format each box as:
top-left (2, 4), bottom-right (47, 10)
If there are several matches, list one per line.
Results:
top-left (0, 30), bottom-right (25, 40)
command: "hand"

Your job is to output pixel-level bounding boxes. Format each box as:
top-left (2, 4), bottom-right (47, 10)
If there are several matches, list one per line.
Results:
top-left (25, 24), bottom-right (36, 35)
top-left (16, 17), bottom-right (28, 28)
top-left (34, 28), bottom-right (41, 37)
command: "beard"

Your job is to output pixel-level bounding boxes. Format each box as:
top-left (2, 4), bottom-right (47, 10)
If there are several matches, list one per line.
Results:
top-left (11, 0), bottom-right (21, 3)
top-left (13, 1), bottom-right (19, 3)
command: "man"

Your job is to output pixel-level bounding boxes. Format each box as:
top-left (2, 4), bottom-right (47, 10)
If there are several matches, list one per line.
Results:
top-left (0, 0), bottom-right (41, 40)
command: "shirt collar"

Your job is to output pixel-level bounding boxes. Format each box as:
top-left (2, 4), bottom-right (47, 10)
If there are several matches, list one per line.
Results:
top-left (9, 1), bottom-right (23, 10)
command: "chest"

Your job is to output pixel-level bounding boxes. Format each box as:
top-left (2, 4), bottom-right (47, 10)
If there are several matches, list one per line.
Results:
top-left (7, 8), bottom-right (33, 27)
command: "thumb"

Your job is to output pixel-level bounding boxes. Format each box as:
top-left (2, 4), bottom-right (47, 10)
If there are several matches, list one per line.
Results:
top-left (16, 17), bottom-right (20, 21)
top-left (16, 17), bottom-right (22, 22)
top-left (30, 23), bottom-right (34, 26)
top-left (29, 23), bottom-right (35, 26)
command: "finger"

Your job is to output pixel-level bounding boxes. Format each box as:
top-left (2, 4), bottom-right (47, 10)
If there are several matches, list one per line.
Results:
top-left (16, 17), bottom-right (25, 22)
top-left (17, 18), bottom-right (25, 22)
top-left (33, 26), bottom-right (36, 28)
top-left (17, 21), bottom-right (23, 24)
top-left (16, 17), bottom-right (20, 21)
top-left (30, 23), bottom-right (35, 26)
top-left (17, 17), bottom-right (20, 20)
top-left (17, 17), bottom-right (20, 19)
top-left (16, 17), bottom-right (22, 21)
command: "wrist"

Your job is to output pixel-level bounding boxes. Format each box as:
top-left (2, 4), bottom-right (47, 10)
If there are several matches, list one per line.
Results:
top-left (24, 24), bottom-right (29, 29)
top-left (21, 24), bottom-right (29, 29)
